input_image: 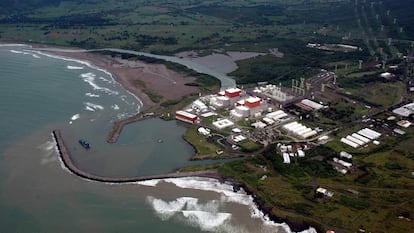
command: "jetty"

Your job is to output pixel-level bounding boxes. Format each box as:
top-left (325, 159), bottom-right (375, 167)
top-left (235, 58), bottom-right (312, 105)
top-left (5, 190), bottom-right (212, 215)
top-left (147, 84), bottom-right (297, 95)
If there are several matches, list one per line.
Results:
top-left (53, 129), bottom-right (221, 183)
top-left (106, 112), bottom-right (159, 144)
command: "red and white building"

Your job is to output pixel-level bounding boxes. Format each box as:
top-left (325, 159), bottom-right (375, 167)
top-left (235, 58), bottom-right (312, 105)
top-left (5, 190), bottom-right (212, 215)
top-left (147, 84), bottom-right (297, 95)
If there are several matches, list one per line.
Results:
top-left (245, 97), bottom-right (261, 108)
top-left (225, 88), bottom-right (242, 98)
top-left (175, 110), bottom-right (198, 124)
top-left (212, 88), bottom-right (243, 108)
top-left (230, 96), bottom-right (266, 120)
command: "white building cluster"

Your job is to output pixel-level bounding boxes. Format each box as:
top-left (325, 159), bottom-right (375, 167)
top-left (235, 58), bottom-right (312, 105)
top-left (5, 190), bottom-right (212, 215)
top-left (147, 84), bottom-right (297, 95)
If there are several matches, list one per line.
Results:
top-left (230, 96), bottom-right (268, 120)
top-left (277, 143), bottom-right (306, 164)
top-left (253, 84), bottom-right (294, 102)
top-left (282, 121), bottom-right (317, 139)
top-left (340, 128), bottom-right (381, 148)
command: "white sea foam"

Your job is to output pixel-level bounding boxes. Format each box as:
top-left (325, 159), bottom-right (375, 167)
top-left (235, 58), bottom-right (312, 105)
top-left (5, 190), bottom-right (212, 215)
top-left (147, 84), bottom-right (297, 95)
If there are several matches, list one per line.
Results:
top-left (147, 196), bottom-right (232, 232)
top-left (67, 65), bottom-right (84, 70)
top-left (10, 49), bottom-right (24, 54)
top-left (111, 104), bottom-right (120, 110)
top-left (10, 49), bottom-right (40, 59)
top-left (99, 76), bottom-right (113, 83)
top-left (84, 102), bottom-right (104, 111)
top-left (85, 93), bottom-right (100, 98)
top-left (71, 113), bottom-right (80, 121)
top-left (182, 210), bottom-right (232, 231)
top-left (81, 72), bottom-right (119, 95)
top-left (26, 49), bottom-right (143, 113)
top-left (147, 196), bottom-right (197, 220)
top-left (139, 177), bottom-right (317, 233)
top-left (85, 106), bottom-right (95, 112)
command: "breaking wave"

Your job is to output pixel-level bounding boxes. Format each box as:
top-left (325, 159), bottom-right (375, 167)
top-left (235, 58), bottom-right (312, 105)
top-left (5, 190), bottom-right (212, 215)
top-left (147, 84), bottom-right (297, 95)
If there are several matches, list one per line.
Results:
top-left (85, 93), bottom-right (100, 98)
top-left (111, 104), bottom-right (120, 110)
top-left (147, 196), bottom-right (232, 232)
top-left (81, 72), bottom-right (119, 95)
top-left (84, 102), bottom-right (104, 111)
top-left (9, 49), bottom-right (40, 58)
top-left (28, 49), bottom-right (142, 111)
top-left (67, 65), bottom-right (84, 70)
top-left (139, 177), bottom-right (317, 233)
top-left (71, 113), bottom-right (80, 121)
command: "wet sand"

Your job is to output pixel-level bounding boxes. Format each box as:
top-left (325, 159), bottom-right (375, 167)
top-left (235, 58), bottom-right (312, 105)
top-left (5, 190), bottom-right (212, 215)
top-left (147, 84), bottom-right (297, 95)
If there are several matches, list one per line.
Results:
top-left (45, 50), bottom-right (199, 111)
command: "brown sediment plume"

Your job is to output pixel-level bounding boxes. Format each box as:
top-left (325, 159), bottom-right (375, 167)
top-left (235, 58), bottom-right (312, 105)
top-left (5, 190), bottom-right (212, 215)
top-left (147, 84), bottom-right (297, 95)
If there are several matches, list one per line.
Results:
top-left (53, 129), bottom-right (222, 182)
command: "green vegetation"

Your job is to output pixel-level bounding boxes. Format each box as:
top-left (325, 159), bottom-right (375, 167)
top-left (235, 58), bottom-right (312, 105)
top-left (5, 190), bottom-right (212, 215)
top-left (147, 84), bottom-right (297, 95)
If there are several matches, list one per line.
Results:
top-left (3, 1), bottom-right (414, 232)
top-left (183, 125), bottom-right (219, 159)
top-left (238, 141), bottom-right (263, 153)
top-left (217, 136), bottom-right (414, 233)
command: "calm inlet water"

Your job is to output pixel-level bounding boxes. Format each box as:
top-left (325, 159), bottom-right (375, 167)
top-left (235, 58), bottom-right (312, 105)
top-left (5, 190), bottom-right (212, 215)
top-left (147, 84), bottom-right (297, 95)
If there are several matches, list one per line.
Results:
top-left (0, 44), bottom-right (315, 233)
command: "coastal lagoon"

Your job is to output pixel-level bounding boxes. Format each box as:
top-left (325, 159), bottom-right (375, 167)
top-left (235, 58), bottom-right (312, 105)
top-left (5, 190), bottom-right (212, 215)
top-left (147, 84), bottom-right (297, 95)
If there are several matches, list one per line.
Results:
top-left (0, 44), bottom-right (315, 233)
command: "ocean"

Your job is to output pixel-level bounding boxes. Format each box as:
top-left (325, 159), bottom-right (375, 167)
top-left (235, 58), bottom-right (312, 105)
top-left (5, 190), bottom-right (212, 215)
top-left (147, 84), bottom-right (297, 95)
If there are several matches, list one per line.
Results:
top-left (0, 44), bottom-right (315, 233)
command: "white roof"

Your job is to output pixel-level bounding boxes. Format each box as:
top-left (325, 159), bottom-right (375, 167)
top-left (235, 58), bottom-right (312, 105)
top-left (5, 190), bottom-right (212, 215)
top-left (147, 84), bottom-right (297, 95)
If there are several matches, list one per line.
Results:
top-left (340, 151), bottom-right (353, 159)
top-left (246, 96), bottom-right (261, 103)
top-left (301, 99), bottom-right (324, 110)
top-left (341, 137), bottom-right (359, 148)
top-left (393, 103), bottom-right (414, 117)
top-left (212, 119), bottom-right (234, 129)
top-left (302, 130), bottom-right (317, 138)
top-left (232, 128), bottom-right (242, 133)
top-left (252, 121), bottom-right (266, 128)
top-left (346, 135), bottom-right (365, 146)
top-left (351, 133), bottom-right (370, 143)
top-left (283, 153), bottom-right (291, 164)
top-left (226, 88), bottom-right (241, 93)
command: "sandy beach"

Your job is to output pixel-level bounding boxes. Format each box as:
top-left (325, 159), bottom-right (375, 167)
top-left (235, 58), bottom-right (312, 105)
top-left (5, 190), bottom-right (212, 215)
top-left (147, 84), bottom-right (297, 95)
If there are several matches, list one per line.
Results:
top-left (45, 50), bottom-right (199, 112)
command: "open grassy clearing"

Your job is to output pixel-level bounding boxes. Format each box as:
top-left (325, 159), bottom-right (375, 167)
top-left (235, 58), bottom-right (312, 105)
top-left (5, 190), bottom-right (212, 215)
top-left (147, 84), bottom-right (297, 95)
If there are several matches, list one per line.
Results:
top-left (345, 82), bottom-right (404, 107)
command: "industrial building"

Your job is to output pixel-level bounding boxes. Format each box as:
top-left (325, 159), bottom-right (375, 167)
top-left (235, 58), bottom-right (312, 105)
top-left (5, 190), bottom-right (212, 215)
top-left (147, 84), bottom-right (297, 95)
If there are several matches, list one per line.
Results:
top-left (211, 88), bottom-right (243, 108)
top-left (266, 110), bottom-right (289, 121)
top-left (393, 103), bottom-right (414, 117)
top-left (316, 187), bottom-right (334, 197)
top-left (212, 119), bottom-right (234, 129)
top-left (198, 127), bottom-right (211, 136)
top-left (282, 121), bottom-right (317, 139)
top-left (340, 151), bottom-right (353, 159)
top-left (397, 120), bottom-right (412, 128)
top-left (191, 100), bottom-right (208, 113)
top-left (253, 84), bottom-right (294, 102)
top-left (251, 121), bottom-right (267, 129)
top-left (295, 99), bottom-right (325, 111)
top-left (340, 128), bottom-right (382, 148)
top-left (175, 111), bottom-right (198, 124)
top-left (230, 96), bottom-right (268, 120)
top-left (300, 99), bottom-right (325, 110)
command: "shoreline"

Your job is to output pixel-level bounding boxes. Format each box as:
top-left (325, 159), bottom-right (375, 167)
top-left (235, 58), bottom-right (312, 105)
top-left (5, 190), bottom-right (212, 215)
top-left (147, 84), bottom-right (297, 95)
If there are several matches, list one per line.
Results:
top-left (3, 43), bottom-right (317, 232)
top-left (53, 129), bottom-right (316, 233)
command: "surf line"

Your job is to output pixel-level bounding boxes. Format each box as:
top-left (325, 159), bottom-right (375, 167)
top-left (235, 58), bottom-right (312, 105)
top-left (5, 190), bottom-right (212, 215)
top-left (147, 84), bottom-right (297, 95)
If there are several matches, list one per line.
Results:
top-left (53, 129), bottom-right (318, 232)
top-left (53, 129), bottom-right (221, 182)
